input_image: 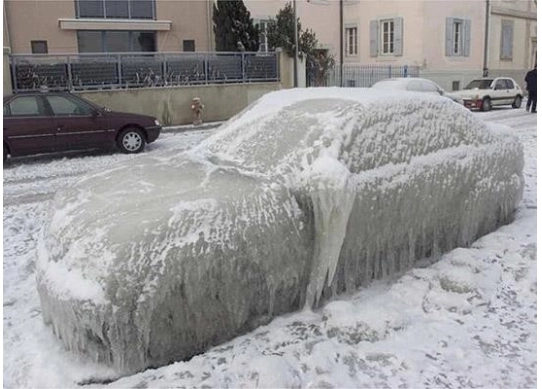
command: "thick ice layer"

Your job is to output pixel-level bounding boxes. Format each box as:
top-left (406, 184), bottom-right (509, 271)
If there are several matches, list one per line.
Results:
top-left (36, 88), bottom-right (524, 374)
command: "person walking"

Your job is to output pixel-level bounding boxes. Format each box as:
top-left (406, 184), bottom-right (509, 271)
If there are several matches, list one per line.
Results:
top-left (525, 65), bottom-right (537, 113)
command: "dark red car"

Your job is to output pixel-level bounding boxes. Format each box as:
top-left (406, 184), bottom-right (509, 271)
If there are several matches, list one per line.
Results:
top-left (3, 92), bottom-right (161, 161)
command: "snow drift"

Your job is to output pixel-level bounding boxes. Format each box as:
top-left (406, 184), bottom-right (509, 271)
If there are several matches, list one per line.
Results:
top-left (36, 88), bottom-right (523, 374)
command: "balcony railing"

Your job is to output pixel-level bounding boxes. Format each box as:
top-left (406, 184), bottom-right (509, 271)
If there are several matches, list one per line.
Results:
top-left (10, 51), bottom-right (280, 93)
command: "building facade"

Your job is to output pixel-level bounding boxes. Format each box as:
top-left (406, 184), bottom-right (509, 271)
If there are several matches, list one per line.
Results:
top-left (3, 0), bottom-right (214, 54)
top-left (246, 0), bottom-right (537, 89)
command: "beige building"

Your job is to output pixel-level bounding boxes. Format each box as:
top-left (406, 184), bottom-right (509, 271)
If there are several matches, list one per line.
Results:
top-left (247, 0), bottom-right (537, 88)
top-left (3, 0), bottom-right (214, 54)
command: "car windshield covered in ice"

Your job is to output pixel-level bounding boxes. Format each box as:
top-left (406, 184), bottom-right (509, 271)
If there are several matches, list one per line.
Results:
top-left (36, 88), bottom-right (524, 375)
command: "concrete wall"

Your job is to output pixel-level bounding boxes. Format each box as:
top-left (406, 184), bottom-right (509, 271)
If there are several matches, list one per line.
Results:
top-left (77, 83), bottom-right (281, 126)
top-left (72, 51), bottom-right (296, 125)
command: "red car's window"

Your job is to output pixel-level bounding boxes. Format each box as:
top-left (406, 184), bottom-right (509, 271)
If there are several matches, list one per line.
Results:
top-left (7, 96), bottom-right (42, 116)
top-left (46, 95), bottom-right (93, 116)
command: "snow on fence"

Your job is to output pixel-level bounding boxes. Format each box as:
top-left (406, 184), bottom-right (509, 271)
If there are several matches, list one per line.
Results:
top-left (9, 52), bottom-right (280, 92)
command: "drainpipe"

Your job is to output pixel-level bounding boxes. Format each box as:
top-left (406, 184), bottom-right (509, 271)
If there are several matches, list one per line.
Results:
top-left (293, 0), bottom-right (298, 87)
top-left (339, 0), bottom-right (343, 86)
top-left (483, 0), bottom-right (490, 77)
top-left (4, 1), bottom-right (12, 48)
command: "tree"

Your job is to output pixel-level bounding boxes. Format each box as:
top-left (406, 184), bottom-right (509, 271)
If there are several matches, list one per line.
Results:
top-left (213, 0), bottom-right (259, 52)
top-left (266, 3), bottom-right (335, 85)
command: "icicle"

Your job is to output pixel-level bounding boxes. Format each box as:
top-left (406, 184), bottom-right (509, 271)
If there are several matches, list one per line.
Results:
top-left (302, 156), bottom-right (356, 309)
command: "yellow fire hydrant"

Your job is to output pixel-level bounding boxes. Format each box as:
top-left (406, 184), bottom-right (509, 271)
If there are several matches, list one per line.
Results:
top-left (191, 97), bottom-right (204, 125)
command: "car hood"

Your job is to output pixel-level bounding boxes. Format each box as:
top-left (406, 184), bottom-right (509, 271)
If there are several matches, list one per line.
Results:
top-left (447, 89), bottom-right (488, 99)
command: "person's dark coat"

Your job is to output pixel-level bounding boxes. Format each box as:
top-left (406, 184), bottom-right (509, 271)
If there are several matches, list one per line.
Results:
top-left (525, 69), bottom-right (537, 92)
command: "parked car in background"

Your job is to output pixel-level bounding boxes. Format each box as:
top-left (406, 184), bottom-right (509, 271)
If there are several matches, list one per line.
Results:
top-left (447, 77), bottom-right (524, 111)
top-left (3, 92), bottom-right (161, 162)
top-left (371, 77), bottom-right (463, 104)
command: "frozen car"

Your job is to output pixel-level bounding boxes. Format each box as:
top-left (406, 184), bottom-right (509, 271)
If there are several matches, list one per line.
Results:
top-left (371, 77), bottom-right (463, 104)
top-left (36, 88), bottom-right (524, 375)
top-left (447, 77), bottom-right (524, 111)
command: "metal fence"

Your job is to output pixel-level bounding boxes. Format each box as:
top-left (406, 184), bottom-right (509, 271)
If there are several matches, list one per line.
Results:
top-left (308, 64), bottom-right (421, 88)
top-left (10, 52), bottom-right (280, 92)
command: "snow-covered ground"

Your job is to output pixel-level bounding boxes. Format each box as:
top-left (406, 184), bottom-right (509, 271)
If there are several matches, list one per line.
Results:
top-left (3, 107), bottom-right (536, 388)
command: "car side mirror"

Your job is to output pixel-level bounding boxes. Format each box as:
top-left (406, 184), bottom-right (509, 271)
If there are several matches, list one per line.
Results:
top-left (91, 109), bottom-right (100, 117)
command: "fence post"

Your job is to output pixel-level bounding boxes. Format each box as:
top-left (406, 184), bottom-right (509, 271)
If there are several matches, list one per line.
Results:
top-left (67, 55), bottom-right (73, 91)
top-left (117, 54), bottom-right (122, 88)
top-left (275, 52), bottom-right (280, 83)
top-left (241, 52), bottom-right (246, 82)
top-left (162, 54), bottom-right (167, 86)
top-left (204, 53), bottom-right (208, 84)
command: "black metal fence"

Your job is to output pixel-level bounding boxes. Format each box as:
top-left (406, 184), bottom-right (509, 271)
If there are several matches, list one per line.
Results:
top-left (10, 52), bottom-right (280, 92)
top-left (308, 64), bottom-right (421, 88)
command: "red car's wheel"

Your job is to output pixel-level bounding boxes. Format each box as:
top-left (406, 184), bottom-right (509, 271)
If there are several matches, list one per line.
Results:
top-left (117, 127), bottom-right (145, 154)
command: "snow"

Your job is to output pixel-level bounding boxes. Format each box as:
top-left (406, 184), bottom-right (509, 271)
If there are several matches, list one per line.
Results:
top-left (3, 96), bottom-right (536, 388)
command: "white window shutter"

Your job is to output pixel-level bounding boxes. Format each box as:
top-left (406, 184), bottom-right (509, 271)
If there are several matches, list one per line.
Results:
top-left (463, 19), bottom-right (471, 57)
top-left (394, 17), bottom-right (403, 56)
top-left (370, 20), bottom-right (379, 57)
top-left (445, 17), bottom-right (453, 56)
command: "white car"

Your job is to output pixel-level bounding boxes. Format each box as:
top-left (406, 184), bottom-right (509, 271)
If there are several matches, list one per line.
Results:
top-left (371, 77), bottom-right (463, 104)
top-left (447, 77), bottom-right (524, 111)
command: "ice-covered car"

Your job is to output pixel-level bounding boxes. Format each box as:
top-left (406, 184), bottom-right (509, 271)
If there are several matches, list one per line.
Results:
top-left (36, 88), bottom-right (524, 375)
top-left (371, 77), bottom-right (463, 104)
top-left (447, 77), bottom-right (524, 111)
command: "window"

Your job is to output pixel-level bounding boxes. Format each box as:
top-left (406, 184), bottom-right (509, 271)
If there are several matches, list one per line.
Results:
top-left (445, 17), bottom-right (471, 57)
top-left (77, 31), bottom-right (156, 52)
top-left (31, 40), bottom-right (48, 54)
top-left (345, 27), bottom-right (358, 56)
top-left (76, 0), bottom-right (155, 19)
top-left (452, 81), bottom-right (460, 91)
top-left (381, 20), bottom-right (394, 54)
top-left (183, 40), bottom-right (195, 52)
top-left (370, 18), bottom-right (403, 57)
top-left (257, 20), bottom-right (272, 52)
top-left (46, 96), bottom-right (93, 116)
top-left (500, 20), bottom-right (514, 60)
top-left (7, 97), bottom-right (42, 116)
top-left (453, 21), bottom-right (462, 55)
top-left (494, 79), bottom-right (508, 90)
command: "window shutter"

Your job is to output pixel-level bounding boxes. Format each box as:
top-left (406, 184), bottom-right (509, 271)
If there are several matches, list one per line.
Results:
top-left (445, 17), bottom-right (453, 56)
top-left (500, 20), bottom-right (514, 60)
top-left (394, 17), bottom-right (403, 56)
top-left (463, 19), bottom-right (471, 57)
top-left (370, 20), bottom-right (379, 57)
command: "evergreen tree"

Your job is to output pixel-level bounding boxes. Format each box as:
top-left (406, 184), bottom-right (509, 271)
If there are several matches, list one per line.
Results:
top-left (213, 0), bottom-right (259, 52)
top-left (266, 3), bottom-right (335, 84)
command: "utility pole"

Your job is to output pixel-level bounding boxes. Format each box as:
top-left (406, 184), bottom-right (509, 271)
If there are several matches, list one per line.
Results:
top-left (339, 0), bottom-right (344, 86)
top-left (293, 0), bottom-right (299, 87)
top-left (483, 0), bottom-right (490, 77)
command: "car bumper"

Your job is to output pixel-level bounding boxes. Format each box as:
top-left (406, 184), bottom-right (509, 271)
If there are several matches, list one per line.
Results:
top-left (463, 99), bottom-right (482, 110)
top-left (145, 125), bottom-right (161, 143)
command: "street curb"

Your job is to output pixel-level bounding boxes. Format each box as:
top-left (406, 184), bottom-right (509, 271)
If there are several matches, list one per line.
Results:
top-left (162, 122), bottom-right (224, 133)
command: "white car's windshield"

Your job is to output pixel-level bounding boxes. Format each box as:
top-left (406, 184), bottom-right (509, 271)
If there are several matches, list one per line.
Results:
top-left (465, 79), bottom-right (493, 90)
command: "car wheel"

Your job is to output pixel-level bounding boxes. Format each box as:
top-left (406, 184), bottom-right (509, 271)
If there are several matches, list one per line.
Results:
top-left (117, 127), bottom-right (145, 154)
top-left (512, 95), bottom-right (522, 109)
top-left (481, 98), bottom-right (492, 112)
